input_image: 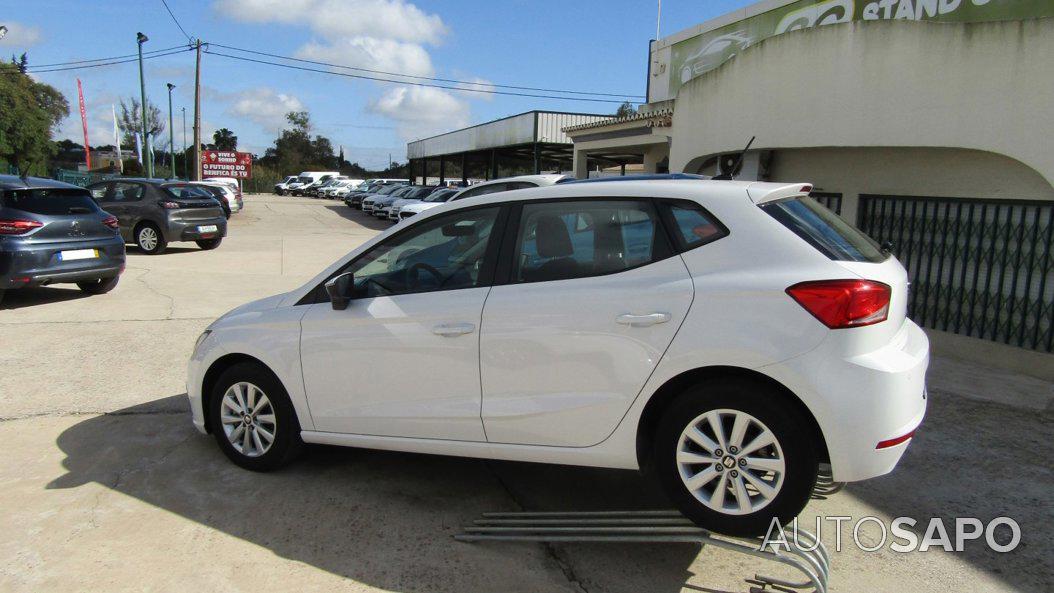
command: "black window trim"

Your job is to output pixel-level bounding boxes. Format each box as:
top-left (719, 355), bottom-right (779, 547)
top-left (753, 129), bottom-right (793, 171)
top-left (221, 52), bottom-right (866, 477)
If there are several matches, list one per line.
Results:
top-left (297, 202), bottom-right (510, 305)
top-left (492, 195), bottom-right (680, 287)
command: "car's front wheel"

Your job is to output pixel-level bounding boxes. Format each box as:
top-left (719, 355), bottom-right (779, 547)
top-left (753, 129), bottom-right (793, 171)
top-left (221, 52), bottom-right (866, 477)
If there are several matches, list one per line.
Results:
top-left (208, 362), bottom-right (303, 471)
top-left (653, 378), bottom-right (818, 537)
top-left (77, 276), bottom-right (119, 295)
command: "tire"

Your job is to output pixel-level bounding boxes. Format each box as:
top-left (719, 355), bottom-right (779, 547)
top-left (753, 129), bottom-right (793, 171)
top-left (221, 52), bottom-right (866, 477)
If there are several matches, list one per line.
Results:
top-left (0, 289), bottom-right (5, 307)
top-left (135, 223), bottom-right (167, 255)
top-left (77, 276), bottom-right (119, 295)
top-left (208, 361), bottom-right (303, 471)
top-left (275, 188), bottom-right (284, 196)
top-left (196, 237), bottom-right (222, 250)
top-left (652, 378), bottom-right (818, 537)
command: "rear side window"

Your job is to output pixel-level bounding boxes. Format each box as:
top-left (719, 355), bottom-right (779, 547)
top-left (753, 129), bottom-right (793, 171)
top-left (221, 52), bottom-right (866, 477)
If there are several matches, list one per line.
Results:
top-left (762, 196), bottom-right (885, 262)
top-left (1, 188), bottom-right (99, 215)
top-left (663, 201), bottom-right (728, 251)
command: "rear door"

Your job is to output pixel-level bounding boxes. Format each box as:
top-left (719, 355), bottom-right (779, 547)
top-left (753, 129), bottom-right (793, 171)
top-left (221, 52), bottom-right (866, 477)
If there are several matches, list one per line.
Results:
top-left (479, 198), bottom-right (694, 447)
top-left (93, 181), bottom-right (145, 240)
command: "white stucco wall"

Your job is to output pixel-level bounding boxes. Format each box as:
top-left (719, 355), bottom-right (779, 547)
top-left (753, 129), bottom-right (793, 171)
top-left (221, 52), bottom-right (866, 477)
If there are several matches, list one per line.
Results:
top-left (669, 18), bottom-right (1054, 190)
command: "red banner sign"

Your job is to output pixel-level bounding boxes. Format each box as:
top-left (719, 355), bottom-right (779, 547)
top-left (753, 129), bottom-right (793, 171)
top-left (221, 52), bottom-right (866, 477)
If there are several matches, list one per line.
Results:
top-left (201, 150), bottom-right (252, 179)
top-left (76, 79), bottom-right (91, 170)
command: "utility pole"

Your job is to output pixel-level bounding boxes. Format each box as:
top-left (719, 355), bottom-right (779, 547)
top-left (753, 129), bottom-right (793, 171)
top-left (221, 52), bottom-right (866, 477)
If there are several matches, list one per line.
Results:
top-left (192, 39), bottom-right (202, 181)
top-left (166, 83), bottom-right (175, 179)
top-left (181, 107), bottom-right (187, 179)
top-left (136, 32), bottom-right (152, 178)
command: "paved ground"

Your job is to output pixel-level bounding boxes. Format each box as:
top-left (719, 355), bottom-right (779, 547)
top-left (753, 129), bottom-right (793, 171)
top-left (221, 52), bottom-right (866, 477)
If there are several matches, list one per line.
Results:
top-left (1, 194), bottom-right (1050, 592)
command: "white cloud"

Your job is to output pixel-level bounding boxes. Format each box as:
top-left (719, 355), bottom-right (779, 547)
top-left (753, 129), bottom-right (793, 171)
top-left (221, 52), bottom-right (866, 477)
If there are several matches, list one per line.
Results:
top-left (226, 87), bottom-right (305, 133)
top-left (0, 22), bottom-right (42, 48)
top-left (214, 0), bottom-right (447, 45)
top-left (368, 86), bottom-right (469, 140)
top-left (214, 0), bottom-right (486, 139)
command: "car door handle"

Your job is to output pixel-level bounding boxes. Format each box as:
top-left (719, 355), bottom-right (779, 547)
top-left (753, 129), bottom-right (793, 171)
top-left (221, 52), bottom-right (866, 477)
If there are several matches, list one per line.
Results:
top-left (616, 313), bottom-right (671, 327)
top-left (432, 322), bottom-right (476, 337)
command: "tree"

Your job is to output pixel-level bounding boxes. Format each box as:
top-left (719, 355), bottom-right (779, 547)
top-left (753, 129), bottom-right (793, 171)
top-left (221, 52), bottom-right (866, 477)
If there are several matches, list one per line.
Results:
top-left (260, 111), bottom-right (337, 172)
top-left (211, 128), bottom-right (237, 151)
top-left (10, 53), bottom-right (27, 74)
top-left (0, 62), bottom-right (70, 174)
top-left (614, 102), bottom-right (637, 118)
top-left (117, 97), bottom-right (165, 146)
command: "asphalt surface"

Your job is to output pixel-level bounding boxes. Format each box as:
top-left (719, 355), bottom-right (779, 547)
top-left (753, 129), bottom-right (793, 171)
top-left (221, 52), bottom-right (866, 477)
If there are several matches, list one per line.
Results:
top-left (1, 194), bottom-right (1050, 592)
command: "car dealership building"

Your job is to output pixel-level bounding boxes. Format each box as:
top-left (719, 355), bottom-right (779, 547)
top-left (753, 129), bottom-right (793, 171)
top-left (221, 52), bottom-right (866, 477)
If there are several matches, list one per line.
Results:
top-left (560, 0), bottom-right (1054, 373)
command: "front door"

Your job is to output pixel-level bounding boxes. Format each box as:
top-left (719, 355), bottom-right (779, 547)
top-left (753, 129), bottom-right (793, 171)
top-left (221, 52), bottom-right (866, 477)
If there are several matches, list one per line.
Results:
top-left (300, 205), bottom-right (504, 441)
top-left (480, 198), bottom-right (695, 447)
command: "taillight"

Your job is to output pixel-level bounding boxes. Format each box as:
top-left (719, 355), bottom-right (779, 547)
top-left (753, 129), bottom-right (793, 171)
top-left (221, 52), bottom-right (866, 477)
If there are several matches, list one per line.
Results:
top-left (0, 219), bottom-right (43, 235)
top-left (160, 201), bottom-right (181, 209)
top-left (786, 280), bottom-right (891, 329)
top-left (102, 215), bottom-right (119, 229)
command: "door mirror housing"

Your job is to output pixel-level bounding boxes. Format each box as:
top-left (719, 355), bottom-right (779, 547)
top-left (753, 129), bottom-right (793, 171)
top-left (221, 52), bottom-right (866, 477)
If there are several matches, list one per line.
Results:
top-left (324, 272), bottom-right (354, 310)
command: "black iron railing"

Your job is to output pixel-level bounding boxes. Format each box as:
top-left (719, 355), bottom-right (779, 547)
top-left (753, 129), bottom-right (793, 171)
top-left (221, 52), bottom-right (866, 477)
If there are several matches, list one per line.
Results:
top-left (810, 192), bottom-right (843, 216)
top-left (858, 194), bottom-right (1054, 353)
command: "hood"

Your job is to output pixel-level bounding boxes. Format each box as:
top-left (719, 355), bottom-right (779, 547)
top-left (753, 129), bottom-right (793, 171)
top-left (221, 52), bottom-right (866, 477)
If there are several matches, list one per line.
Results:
top-left (211, 292), bottom-right (288, 329)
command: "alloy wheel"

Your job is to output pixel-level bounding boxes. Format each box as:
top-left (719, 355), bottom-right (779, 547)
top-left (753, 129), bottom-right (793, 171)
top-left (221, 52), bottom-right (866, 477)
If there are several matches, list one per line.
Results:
top-left (220, 382), bottom-right (277, 457)
top-left (676, 408), bottom-right (785, 515)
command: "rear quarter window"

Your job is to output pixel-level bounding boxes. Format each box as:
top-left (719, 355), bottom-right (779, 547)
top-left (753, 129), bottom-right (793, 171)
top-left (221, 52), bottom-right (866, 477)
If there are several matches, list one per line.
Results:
top-left (1, 188), bottom-right (100, 215)
top-left (762, 196), bottom-right (886, 263)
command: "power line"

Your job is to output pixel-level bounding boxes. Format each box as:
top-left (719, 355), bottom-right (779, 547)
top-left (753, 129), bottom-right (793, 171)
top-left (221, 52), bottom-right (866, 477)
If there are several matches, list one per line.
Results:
top-left (159, 0), bottom-right (194, 44)
top-left (17, 47), bottom-right (195, 74)
top-left (208, 42), bottom-right (645, 100)
top-left (204, 49), bottom-right (639, 104)
top-left (26, 44), bottom-right (192, 68)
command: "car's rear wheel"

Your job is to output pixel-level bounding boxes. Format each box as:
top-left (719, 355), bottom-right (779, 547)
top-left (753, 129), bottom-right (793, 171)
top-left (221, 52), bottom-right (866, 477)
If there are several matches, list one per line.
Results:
top-left (196, 237), bottom-right (223, 250)
top-left (208, 362), bottom-right (303, 471)
top-left (653, 378), bottom-right (818, 537)
top-left (135, 223), bottom-right (167, 255)
top-left (77, 276), bottom-right (119, 295)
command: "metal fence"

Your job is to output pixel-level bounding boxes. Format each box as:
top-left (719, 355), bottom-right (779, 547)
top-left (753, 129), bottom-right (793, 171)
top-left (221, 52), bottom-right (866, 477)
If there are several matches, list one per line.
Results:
top-left (54, 169), bottom-right (118, 188)
top-left (858, 194), bottom-right (1054, 352)
top-left (810, 192), bottom-right (843, 215)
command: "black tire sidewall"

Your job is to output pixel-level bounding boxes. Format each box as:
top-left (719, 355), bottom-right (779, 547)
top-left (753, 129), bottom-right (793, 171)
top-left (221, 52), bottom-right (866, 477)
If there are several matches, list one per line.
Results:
top-left (208, 361), bottom-right (303, 471)
top-left (77, 276), bottom-right (119, 294)
top-left (653, 379), bottom-right (818, 537)
top-left (196, 237), bottom-right (222, 250)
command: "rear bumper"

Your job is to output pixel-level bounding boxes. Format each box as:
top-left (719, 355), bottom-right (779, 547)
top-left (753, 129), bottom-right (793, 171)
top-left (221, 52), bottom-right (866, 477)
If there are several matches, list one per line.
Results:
top-left (761, 319), bottom-right (930, 483)
top-left (165, 217), bottom-right (227, 242)
top-left (0, 236), bottom-right (126, 289)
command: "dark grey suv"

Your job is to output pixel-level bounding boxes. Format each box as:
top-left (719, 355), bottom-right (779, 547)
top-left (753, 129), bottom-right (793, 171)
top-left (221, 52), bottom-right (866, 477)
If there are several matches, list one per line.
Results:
top-left (0, 175), bottom-right (126, 305)
top-left (86, 178), bottom-right (227, 255)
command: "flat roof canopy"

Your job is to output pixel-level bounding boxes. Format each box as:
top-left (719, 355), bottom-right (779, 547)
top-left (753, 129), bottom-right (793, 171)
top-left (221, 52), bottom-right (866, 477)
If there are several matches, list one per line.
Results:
top-left (406, 111), bottom-right (610, 160)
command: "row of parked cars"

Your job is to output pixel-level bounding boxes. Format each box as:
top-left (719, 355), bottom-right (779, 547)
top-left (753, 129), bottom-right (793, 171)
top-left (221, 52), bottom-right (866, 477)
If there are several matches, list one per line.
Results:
top-left (0, 174), bottom-right (239, 305)
top-left (343, 175), bottom-right (570, 222)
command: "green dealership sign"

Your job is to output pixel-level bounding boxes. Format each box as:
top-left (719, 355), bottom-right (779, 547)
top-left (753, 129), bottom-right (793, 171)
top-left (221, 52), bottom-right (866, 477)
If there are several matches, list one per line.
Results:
top-left (667, 0), bottom-right (1054, 97)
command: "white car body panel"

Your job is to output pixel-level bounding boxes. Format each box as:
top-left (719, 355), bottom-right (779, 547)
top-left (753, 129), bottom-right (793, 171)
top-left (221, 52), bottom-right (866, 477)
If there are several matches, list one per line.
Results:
top-left (188, 179), bottom-right (928, 483)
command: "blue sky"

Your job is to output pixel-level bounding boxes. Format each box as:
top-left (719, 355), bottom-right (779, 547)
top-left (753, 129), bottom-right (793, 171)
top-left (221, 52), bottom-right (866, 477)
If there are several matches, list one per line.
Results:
top-left (2, 0), bottom-right (755, 169)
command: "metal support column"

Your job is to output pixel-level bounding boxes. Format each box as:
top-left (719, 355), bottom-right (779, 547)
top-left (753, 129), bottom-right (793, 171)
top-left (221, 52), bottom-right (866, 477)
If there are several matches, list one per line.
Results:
top-left (489, 149), bottom-right (497, 180)
top-left (439, 158), bottom-right (445, 186)
top-left (461, 153), bottom-right (468, 185)
top-left (421, 158), bottom-right (427, 185)
top-left (533, 143), bottom-right (541, 174)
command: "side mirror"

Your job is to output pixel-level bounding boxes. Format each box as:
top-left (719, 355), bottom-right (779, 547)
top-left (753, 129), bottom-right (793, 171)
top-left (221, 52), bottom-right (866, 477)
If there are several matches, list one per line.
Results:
top-left (324, 272), bottom-right (354, 310)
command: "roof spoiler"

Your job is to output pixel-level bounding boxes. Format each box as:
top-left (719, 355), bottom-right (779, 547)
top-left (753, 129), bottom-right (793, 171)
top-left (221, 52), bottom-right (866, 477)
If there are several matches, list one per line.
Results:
top-left (746, 182), bottom-right (814, 205)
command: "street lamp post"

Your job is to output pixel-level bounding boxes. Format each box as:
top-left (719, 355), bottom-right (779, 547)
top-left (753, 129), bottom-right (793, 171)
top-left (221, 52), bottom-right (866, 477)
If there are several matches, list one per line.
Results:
top-left (181, 107), bottom-right (187, 180)
top-left (166, 83), bottom-right (175, 179)
top-left (136, 32), bottom-right (152, 178)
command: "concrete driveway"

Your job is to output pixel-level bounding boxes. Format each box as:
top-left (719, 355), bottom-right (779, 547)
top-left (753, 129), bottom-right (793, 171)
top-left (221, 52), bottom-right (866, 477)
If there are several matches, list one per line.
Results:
top-left (1, 195), bottom-right (1050, 592)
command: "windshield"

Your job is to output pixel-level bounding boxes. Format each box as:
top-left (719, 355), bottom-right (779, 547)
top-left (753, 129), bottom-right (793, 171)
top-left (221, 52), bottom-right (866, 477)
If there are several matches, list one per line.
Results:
top-left (297, 176), bottom-right (311, 183)
top-left (164, 185), bottom-right (215, 199)
top-left (761, 196), bottom-right (886, 263)
top-left (425, 189), bottom-right (457, 202)
top-left (1, 188), bottom-right (99, 215)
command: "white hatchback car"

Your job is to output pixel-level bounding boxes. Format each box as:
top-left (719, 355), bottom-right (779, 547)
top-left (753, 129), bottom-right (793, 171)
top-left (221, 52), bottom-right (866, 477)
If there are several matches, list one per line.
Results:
top-left (187, 177), bottom-right (928, 536)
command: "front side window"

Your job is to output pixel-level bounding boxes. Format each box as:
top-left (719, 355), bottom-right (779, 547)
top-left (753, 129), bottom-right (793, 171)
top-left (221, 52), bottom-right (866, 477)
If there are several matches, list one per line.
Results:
top-left (111, 182), bottom-right (145, 202)
top-left (344, 206), bottom-right (500, 298)
top-left (512, 200), bottom-right (669, 283)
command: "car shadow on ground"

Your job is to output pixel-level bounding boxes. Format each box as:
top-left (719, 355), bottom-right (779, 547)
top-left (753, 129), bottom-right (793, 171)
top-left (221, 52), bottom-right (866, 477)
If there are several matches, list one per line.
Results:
top-left (324, 205), bottom-right (399, 231)
top-left (0, 285), bottom-right (92, 309)
top-left (842, 394), bottom-right (1053, 592)
top-left (47, 395), bottom-right (710, 593)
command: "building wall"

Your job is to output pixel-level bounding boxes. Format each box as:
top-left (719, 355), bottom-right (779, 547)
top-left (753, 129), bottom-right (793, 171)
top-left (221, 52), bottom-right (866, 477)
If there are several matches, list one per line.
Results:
top-left (767, 147), bottom-right (1054, 224)
top-left (669, 18), bottom-right (1054, 191)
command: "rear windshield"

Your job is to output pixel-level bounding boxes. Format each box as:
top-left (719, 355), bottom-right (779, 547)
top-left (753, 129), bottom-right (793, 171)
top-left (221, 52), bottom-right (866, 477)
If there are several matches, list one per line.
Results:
top-left (761, 196), bottom-right (886, 263)
top-left (1, 188), bottom-right (99, 215)
top-left (164, 185), bottom-right (215, 200)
